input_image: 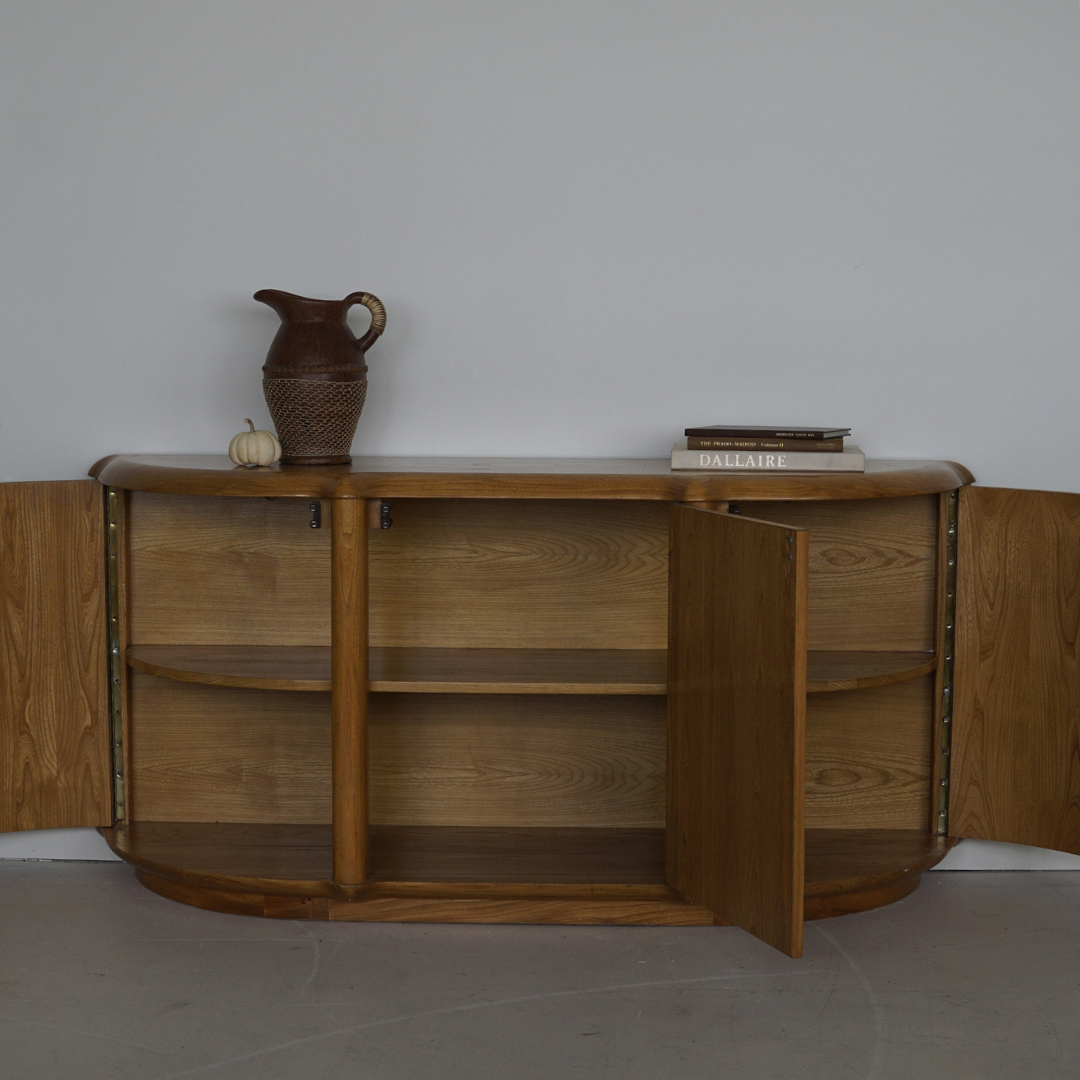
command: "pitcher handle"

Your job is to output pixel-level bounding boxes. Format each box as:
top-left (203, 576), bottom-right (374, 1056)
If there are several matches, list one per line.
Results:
top-left (344, 292), bottom-right (387, 352)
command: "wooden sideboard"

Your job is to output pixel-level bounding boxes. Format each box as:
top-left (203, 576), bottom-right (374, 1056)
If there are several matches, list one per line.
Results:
top-left (2, 455), bottom-right (1079, 957)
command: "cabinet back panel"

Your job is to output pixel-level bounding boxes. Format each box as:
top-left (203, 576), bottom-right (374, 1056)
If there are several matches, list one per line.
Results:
top-left (369, 500), bottom-right (669, 649)
top-left (737, 496), bottom-right (937, 652)
top-left (129, 677), bottom-right (664, 828)
top-left (369, 694), bottom-right (665, 827)
top-left (129, 673), bottom-right (332, 823)
top-left (805, 677), bottom-right (933, 829)
top-left (128, 493), bottom-right (331, 645)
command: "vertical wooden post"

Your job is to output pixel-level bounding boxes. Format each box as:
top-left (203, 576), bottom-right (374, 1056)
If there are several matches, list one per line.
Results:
top-left (331, 497), bottom-right (368, 885)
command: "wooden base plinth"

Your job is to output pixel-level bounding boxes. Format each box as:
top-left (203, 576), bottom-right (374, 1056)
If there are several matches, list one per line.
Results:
top-left (804, 872), bottom-right (922, 920)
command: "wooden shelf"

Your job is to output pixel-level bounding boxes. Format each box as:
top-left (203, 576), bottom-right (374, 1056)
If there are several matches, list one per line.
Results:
top-left (370, 649), bottom-right (667, 695)
top-left (804, 828), bottom-right (953, 919)
top-left (367, 825), bottom-right (666, 884)
top-left (104, 822), bottom-right (951, 896)
top-left (103, 822), bottom-right (334, 892)
top-left (128, 644), bottom-right (931, 696)
top-left (805, 651), bottom-right (936, 693)
top-left (104, 822), bottom-right (670, 886)
top-left (126, 645), bottom-right (668, 695)
top-left (128, 646), bottom-right (331, 692)
top-left (103, 822), bottom-right (712, 924)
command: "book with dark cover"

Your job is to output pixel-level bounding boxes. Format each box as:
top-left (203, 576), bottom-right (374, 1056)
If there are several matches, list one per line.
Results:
top-left (686, 437), bottom-right (844, 453)
top-left (684, 425), bottom-right (851, 441)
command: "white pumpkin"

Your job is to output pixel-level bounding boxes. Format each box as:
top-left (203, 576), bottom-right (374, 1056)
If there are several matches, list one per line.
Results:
top-left (229, 419), bottom-right (282, 467)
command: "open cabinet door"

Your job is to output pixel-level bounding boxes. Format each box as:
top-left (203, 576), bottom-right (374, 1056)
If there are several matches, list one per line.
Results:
top-left (667, 504), bottom-right (808, 956)
top-left (0, 481), bottom-right (112, 832)
top-left (951, 487), bottom-right (1080, 853)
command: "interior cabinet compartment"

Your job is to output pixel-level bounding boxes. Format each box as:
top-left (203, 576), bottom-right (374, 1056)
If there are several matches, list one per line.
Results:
top-left (738, 496), bottom-right (946, 931)
top-left (127, 493), bottom-right (671, 688)
top-left (127, 674), bottom-right (331, 824)
top-left (667, 498), bottom-right (950, 957)
top-left (803, 675), bottom-right (944, 919)
top-left (124, 678), bottom-right (667, 883)
top-left (805, 678), bottom-right (934, 830)
top-left (128, 491), bottom-right (331, 646)
top-left (368, 692), bottom-right (666, 883)
top-left (368, 498), bottom-right (669, 650)
top-left (366, 498), bottom-right (671, 883)
top-left (738, 494), bottom-right (939, 674)
top-left (368, 693), bottom-right (665, 829)
top-left (123, 495), bottom-right (675, 891)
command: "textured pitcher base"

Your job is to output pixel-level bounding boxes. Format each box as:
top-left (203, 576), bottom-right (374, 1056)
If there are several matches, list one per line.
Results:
top-left (262, 377), bottom-right (367, 465)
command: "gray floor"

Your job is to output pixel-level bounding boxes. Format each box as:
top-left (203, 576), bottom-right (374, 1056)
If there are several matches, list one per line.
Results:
top-left (2, 864), bottom-right (1079, 1079)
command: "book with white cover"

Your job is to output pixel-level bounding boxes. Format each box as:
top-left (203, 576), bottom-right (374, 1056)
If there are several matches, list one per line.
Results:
top-left (671, 442), bottom-right (865, 472)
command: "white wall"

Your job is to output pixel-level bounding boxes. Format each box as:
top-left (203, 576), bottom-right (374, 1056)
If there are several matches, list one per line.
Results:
top-left (2, 2), bottom-right (1079, 866)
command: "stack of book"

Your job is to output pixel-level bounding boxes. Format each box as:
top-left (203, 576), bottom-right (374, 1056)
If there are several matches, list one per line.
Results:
top-left (671, 426), bottom-right (864, 472)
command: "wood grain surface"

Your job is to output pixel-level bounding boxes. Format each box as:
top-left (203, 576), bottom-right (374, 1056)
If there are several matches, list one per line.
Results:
top-left (93, 454), bottom-right (973, 502)
top-left (0, 481), bottom-right (111, 832)
top-left (737, 496), bottom-right (938, 652)
top-left (133, 870), bottom-right (714, 925)
top-left (805, 651), bottom-right (935, 693)
top-left (805, 875), bottom-right (924, 919)
top-left (127, 492), bottom-right (331, 645)
top-left (370, 647), bottom-right (668, 694)
top-left (127, 678), bottom-right (664, 828)
top-left (804, 828), bottom-right (952, 892)
top-left (805, 678), bottom-right (934, 829)
top-left (325, 893), bottom-right (712, 924)
top-left (124, 643), bottom-right (925, 695)
top-left (105, 821), bottom-right (663, 888)
top-left (367, 825), bottom-right (667, 883)
top-left (105, 821), bottom-right (333, 889)
top-left (128, 644), bottom-right (334, 691)
top-left (111, 825), bottom-right (951, 924)
top-left (951, 487), bottom-right (1080, 853)
top-left (369, 500), bottom-right (669, 649)
top-left (803, 828), bottom-right (952, 918)
top-left (104, 822), bottom-right (950, 905)
top-left (104, 821), bottom-right (715, 924)
top-left (129, 659), bottom-right (932, 831)
top-left (128, 674), bottom-right (332, 823)
top-left (126, 644), bottom-right (668, 694)
top-left (369, 694), bottom-right (665, 827)
top-left (667, 505), bottom-right (807, 957)
top-left (331, 498), bottom-right (368, 885)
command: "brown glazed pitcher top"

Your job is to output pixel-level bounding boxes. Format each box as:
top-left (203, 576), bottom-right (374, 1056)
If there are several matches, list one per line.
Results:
top-left (255, 290), bottom-right (387, 382)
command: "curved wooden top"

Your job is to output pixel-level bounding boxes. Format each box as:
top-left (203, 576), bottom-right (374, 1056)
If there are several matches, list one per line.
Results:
top-left (91, 454), bottom-right (973, 501)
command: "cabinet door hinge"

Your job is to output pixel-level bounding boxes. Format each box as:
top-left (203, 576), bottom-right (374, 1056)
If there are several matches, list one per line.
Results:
top-left (935, 488), bottom-right (958, 836)
top-left (105, 487), bottom-right (126, 821)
